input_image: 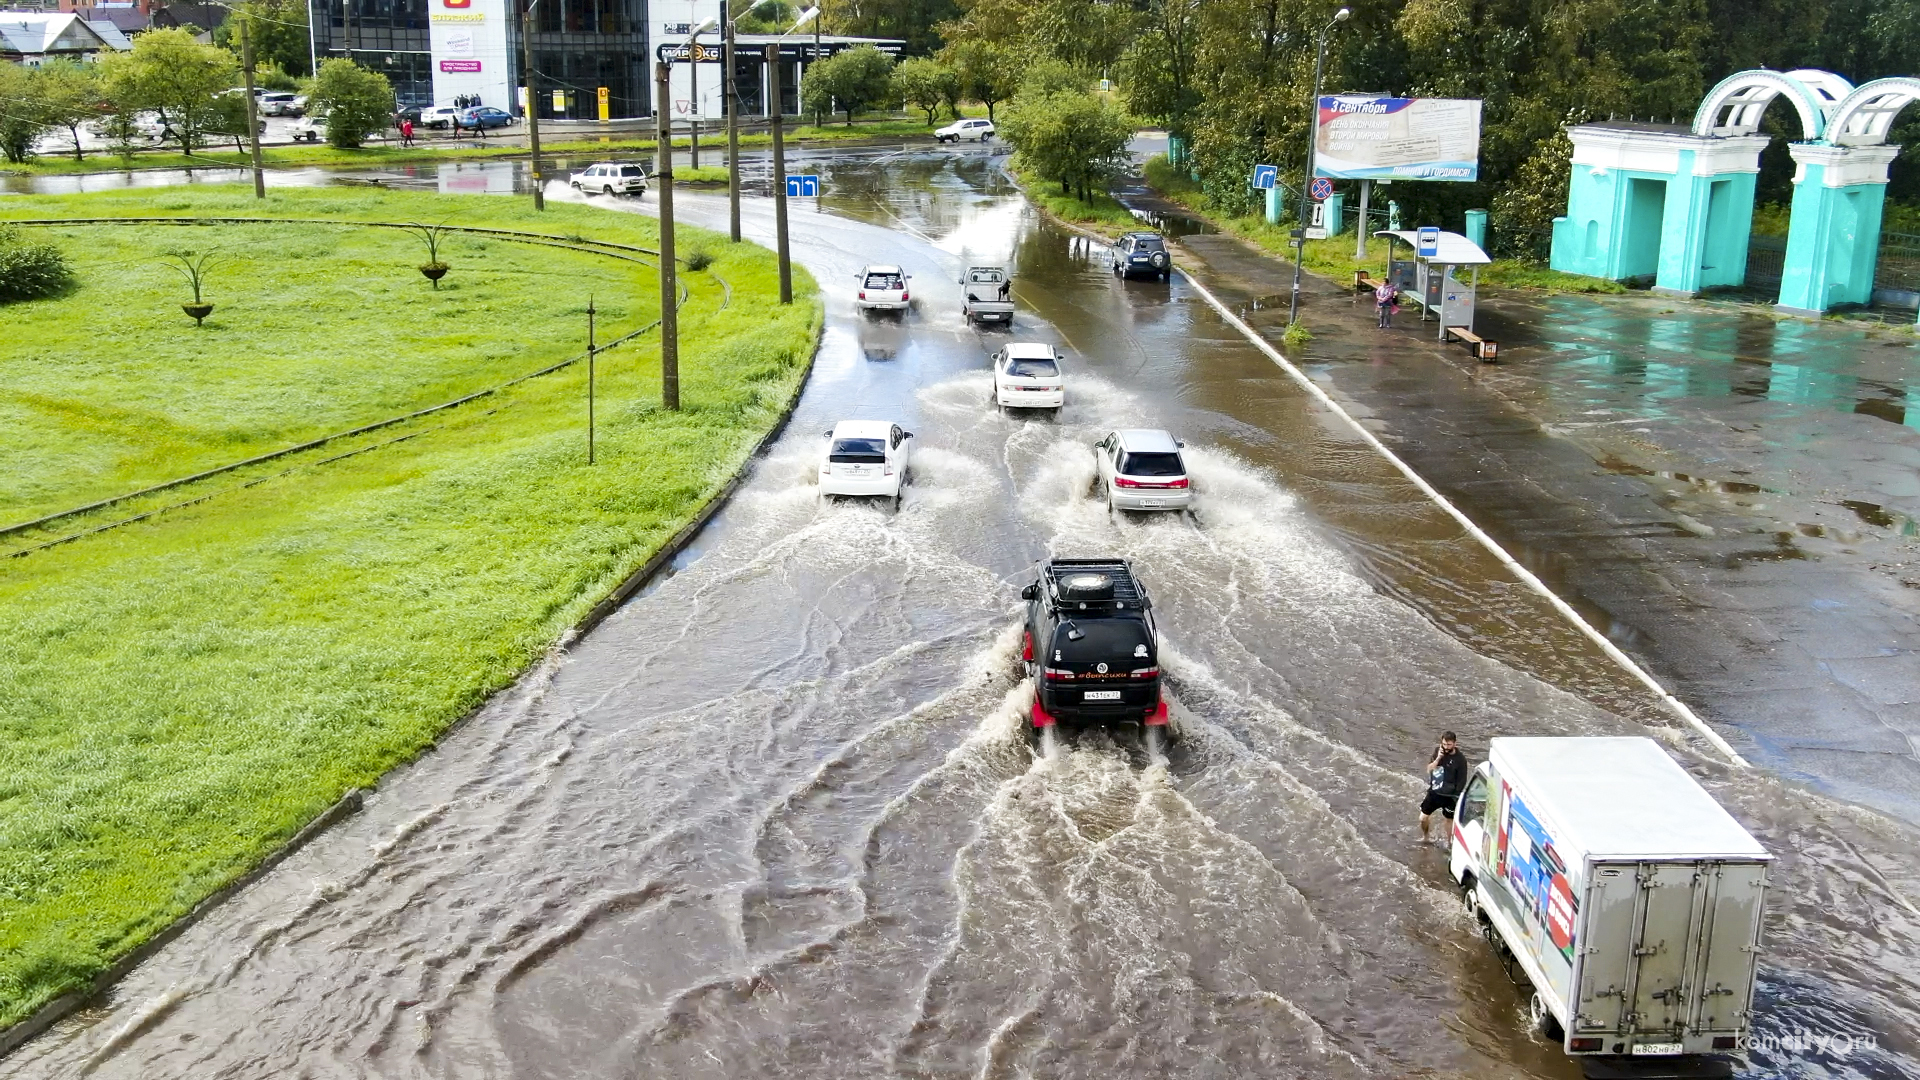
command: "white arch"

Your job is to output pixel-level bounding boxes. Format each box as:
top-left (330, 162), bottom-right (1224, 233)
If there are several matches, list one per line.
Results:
top-left (1692, 69), bottom-right (1851, 140)
top-left (1827, 77), bottom-right (1920, 146)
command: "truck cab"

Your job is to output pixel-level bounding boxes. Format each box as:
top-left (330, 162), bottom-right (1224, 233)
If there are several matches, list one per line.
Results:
top-left (1019, 558), bottom-right (1168, 738)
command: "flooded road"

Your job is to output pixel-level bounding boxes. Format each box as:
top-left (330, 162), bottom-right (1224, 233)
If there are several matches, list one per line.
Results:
top-left (7, 150), bottom-right (1919, 1078)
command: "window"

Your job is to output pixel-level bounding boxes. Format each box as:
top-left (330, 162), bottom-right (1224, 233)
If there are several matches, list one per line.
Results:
top-left (1118, 451), bottom-right (1184, 477)
top-left (1459, 773), bottom-right (1489, 827)
top-left (829, 438), bottom-right (887, 462)
top-left (1132, 235), bottom-right (1164, 251)
top-left (1006, 357), bottom-right (1058, 378)
top-left (620, 165), bottom-right (643, 176)
top-left (864, 272), bottom-right (903, 290)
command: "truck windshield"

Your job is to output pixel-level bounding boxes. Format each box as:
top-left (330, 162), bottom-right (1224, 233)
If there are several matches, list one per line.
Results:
top-left (829, 438), bottom-right (887, 462)
top-left (1052, 619), bottom-right (1150, 665)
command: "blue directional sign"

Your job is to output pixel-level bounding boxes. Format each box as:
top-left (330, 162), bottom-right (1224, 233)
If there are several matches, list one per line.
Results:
top-left (786, 174), bottom-right (820, 197)
top-left (1417, 226), bottom-right (1440, 258)
top-left (1309, 176), bottom-right (1334, 201)
top-left (1251, 163), bottom-right (1278, 190)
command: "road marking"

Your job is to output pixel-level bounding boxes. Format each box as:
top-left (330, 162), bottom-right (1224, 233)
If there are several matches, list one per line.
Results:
top-left (1172, 268), bottom-right (1749, 768)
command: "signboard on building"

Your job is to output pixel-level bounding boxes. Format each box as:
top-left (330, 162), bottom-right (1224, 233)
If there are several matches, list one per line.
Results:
top-left (430, 0), bottom-right (509, 110)
top-left (1313, 96), bottom-right (1482, 182)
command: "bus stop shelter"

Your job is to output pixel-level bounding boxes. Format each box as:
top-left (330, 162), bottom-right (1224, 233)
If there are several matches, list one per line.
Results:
top-left (1377, 229), bottom-right (1497, 357)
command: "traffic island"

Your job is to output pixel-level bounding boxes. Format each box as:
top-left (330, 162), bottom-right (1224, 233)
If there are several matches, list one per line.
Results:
top-left (0, 185), bottom-right (822, 1034)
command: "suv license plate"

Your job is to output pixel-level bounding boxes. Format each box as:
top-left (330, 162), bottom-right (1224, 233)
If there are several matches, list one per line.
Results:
top-left (1632, 1043), bottom-right (1682, 1056)
top-left (1084, 690), bottom-right (1122, 701)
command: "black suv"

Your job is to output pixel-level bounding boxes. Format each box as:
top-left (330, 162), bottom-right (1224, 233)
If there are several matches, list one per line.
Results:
top-left (1113, 232), bottom-right (1172, 282)
top-left (1020, 558), bottom-right (1168, 737)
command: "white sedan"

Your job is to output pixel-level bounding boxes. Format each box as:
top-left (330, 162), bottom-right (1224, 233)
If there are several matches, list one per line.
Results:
top-left (856, 264), bottom-right (911, 313)
top-left (992, 343), bottom-right (1064, 410)
top-left (820, 420), bottom-right (913, 506)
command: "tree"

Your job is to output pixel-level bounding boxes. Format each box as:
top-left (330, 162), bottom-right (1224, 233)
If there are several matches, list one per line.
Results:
top-left (891, 57), bottom-right (958, 124)
top-left (1122, 0), bottom-right (1203, 143)
top-left (205, 92), bottom-right (257, 153)
top-left (309, 58), bottom-right (394, 148)
top-left (35, 61), bottom-right (108, 163)
top-left (943, 38), bottom-right (1021, 121)
top-left (1000, 87), bottom-right (1135, 201)
top-left (0, 64), bottom-right (51, 164)
top-left (823, 0), bottom-right (962, 57)
top-left (213, 0), bottom-right (312, 77)
top-left (800, 45), bottom-right (897, 126)
top-left (101, 28), bottom-right (238, 155)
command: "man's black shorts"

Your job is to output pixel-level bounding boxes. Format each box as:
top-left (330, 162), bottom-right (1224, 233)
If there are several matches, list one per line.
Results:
top-left (1421, 790), bottom-right (1457, 817)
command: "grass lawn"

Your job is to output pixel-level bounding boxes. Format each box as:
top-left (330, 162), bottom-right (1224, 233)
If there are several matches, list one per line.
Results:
top-left (3, 118), bottom-right (942, 177)
top-left (1140, 154), bottom-right (1625, 295)
top-left (0, 186), bottom-right (821, 1030)
top-left (1005, 158), bottom-right (1140, 233)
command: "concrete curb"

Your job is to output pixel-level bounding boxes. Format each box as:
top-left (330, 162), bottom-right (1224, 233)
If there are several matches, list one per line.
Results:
top-left (0, 299), bottom-right (825, 1063)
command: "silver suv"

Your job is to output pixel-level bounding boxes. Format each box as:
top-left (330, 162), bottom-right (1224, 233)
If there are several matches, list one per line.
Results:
top-left (570, 162), bottom-right (648, 196)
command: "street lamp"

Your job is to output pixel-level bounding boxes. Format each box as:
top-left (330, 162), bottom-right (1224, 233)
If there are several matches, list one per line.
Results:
top-left (725, 0), bottom-right (779, 243)
top-left (523, 0), bottom-right (545, 210)
top-left (686, 15), bottom-right (716, 168)
top-left (1287, 5), bottom-right (1348, 326)
top-left (766, 6), bottom-right (818, 304)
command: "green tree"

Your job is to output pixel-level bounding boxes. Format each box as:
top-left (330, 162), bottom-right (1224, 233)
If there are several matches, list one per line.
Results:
top-left (1121, 0), bottom-right (1202, 143)
top-left (0, 63), bottom-right (52, 164)
top-left (101, 28), bottom-right (238, 155)
top-left (823, 0), bottom-right (962, 57)
top-left (943, 38), bottom-right (1022, 120)
top-left (891, 57), bottom-right (959, 123)
top-left (800, 44), bottom-right (897, 126)
top-left (205, 92), bottom-right (258, 153)
top-left (213, 0), bottom-right (312, 77)
top-left (1000, 87), bottom-right (1135, 201)
top-left (308, 58), bottom-right (394, 148)
top-left (34, 61), bottom-right (108, 163)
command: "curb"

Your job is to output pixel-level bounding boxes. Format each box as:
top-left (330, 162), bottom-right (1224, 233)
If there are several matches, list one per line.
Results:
top-left (0, 299), bottom-right (825, 1062)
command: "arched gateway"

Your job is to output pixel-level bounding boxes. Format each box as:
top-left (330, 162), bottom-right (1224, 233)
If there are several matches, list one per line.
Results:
top-left (1549, 69), bottom-right (1912, 314)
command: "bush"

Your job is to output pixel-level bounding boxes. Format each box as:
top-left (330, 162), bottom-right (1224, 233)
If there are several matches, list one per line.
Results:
top-left (0, 227), bottom-right (75, 303)
top-left (309, 57), bottom-right (394, 148)
top-left (684, 248), bottom-right (714, 271)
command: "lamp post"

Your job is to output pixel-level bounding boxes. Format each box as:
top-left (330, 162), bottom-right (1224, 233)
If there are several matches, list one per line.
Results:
top-left (766, 7), bottom-right (817, 305)
top-left (1287, 5), bottom-right (1349, 327)
top-left (686, 15), bottom-right (716, 169)
top-left (725, 0), bottom-right (777, 243)
top-left (523, 0), bottom-right (544, 210)
top-left (656, 59), bottom-right (680, 410)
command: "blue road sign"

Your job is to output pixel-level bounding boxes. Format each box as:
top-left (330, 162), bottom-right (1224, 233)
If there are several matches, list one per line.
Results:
top-left (1417, 226), bottom-right (1440, 258)
top-left (786, 174), bottom-right (820, 197)
top-left (1251, 164), bottom-right (1278, 190)
top-left (1309, 176), bottom-right (1334, 201)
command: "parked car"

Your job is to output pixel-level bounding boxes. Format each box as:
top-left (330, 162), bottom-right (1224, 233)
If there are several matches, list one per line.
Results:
top-left (456, 106), bottom-right (513, 130)
top-left (1450, 737), bottom-right (1770, 1062)
top-left (1093, 429), bottom-right (1191, 512)
top-left (819, 420), bottom-right (913, 507)
top-left (421, 105), bottom-right (462, 129)
top-left (935, 117), bottom-right (995, 143)
top-left (570, 162), bottom-right (648, 196)
top-left (961, 264), bottom-right (1013, 325)
top-left (992, 343), bottom-right (1064, 411)
top-left (855, 264), bottom-right (911, 313)
top-left (394, 105), bottom-right (424, 125)
top-left (1113, 231), bottom-right (1172, 282)
top-left (259, 92), bottom-right (300, 116)
top-left (288, 114), bottom-right (327, 142)
top-left (1020, 558), bottom-right (1170, 741)
top-left (289, 95), bottom-right (309, 116)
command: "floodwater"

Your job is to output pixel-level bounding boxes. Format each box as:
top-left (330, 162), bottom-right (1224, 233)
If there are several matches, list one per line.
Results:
top-left (6, 150), bottom-right (1918, 1078)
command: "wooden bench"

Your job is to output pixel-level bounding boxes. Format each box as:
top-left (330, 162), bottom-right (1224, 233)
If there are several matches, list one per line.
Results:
top-left (1353, 270), bottom-right (1384, 294)
top-left (1445, 325), bottom-right (1499, 361)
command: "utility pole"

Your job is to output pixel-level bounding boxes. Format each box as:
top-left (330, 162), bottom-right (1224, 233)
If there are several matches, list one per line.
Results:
top-left (656, 60), bottom-right (681, 410)
top-left (587, 295), bottom-right (596, 463)
top-left (523, 0), bottom-right (545, 210)
top-left (1288, 6), bottom-right (1348, 326)
top-left (725, 2), bottom-right (740, 241)
top-left (1354, 178), bottom-right (1371, 260)
top-left (239, 12), bottom-right (264, 198)
top-left (767, 42), bottom-right (791, 304)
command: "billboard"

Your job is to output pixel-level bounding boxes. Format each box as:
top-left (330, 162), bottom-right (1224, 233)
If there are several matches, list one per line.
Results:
top-left (1314, 96), bottom-right (1482, 182)
top-left (430, 0), bottom-right (510, 111)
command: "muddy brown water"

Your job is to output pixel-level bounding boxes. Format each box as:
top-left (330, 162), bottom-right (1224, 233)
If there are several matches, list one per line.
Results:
top-left (5, 150), bottom-right (1917, 1079)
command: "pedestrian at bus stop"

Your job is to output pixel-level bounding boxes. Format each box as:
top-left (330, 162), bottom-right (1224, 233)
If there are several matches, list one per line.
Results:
top-left (1420, 731), bottom-right (1468, 841)
top-left (1374, 278), bottom-right (1397, 328)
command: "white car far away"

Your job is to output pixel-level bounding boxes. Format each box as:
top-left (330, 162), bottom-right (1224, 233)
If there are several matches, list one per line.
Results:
top-left (820, 420), bottom-right (914, 506)
top-left (993, 343), bottom-right (1064, 410)
top-left (570, 162), bottom-right (648, 196)
top-left (1094, 429), bottom-right (1192, 511)
top-left (936, 118), bottom-right (995, 143)
top-left (856, 265), bottom-right (911, 313)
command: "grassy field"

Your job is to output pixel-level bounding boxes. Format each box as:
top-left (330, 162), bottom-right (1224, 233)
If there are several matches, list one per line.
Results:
top-left (1140, 155), bottom-right (1625, 295)
top-left (4, 118), bottom-right (943, 177)
top-left (0, 186), bottom-right (821, 1030)
top-left (1006, 158), bottom-right (1140, 232)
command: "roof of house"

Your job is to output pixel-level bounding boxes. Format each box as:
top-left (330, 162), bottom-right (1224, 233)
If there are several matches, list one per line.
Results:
top-left (0, 10), bottom-right (119, 54)
top-left (150, 1), bottom-right (224, 30)
top-left (85, 16), bottom-right (132, 47)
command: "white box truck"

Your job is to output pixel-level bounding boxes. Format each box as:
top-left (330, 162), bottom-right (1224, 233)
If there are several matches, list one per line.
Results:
top-left (1449, 737), bottom-right (1770, 1075)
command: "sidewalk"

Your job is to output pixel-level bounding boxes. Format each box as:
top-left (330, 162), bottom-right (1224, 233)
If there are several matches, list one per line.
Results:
top-left (1130, 183), bottom-right (1920, 826)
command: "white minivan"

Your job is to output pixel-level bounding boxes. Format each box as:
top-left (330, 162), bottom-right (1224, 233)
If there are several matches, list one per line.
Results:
top-left (1093, 429), bottom-right (1192, 512)
top-left (992, 343), bottom-right (1064, 411)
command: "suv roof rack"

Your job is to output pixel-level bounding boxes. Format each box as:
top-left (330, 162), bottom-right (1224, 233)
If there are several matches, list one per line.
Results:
top-left (1041, 558), bottom-right (1148, 610)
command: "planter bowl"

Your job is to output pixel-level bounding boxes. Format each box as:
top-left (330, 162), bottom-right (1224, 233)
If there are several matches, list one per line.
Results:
top-left (182, 302), bottom-right (214, 325)
top-left (420, 263), bottom-right (450, 283)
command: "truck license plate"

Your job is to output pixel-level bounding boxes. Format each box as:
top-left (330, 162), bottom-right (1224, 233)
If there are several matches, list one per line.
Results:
top-left (1633, 1043), bottom-right (1683, 1056)
top-left (1084, 690), bottom-right (1121, 701)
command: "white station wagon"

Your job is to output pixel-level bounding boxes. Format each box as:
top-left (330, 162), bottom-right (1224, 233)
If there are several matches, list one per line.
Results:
top-left (856, 264), bottom-right (911, 313)
top-left (570, 162), bottom-right (648, 196)
top-left (992, 343), bottom-right (1064, 411)
top-left (936, 118), bottom-right (995, 143)
top-left (1093, 428), bottom-right (1192, 512)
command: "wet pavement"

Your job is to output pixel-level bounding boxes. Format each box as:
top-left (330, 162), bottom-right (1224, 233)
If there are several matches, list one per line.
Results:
top-left (4, 149), bottom-right (1919, 1078)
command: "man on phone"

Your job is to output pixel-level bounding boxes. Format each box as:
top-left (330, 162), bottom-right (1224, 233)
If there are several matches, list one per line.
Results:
top-left (1420, 731), bottom-right (1468, 841)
